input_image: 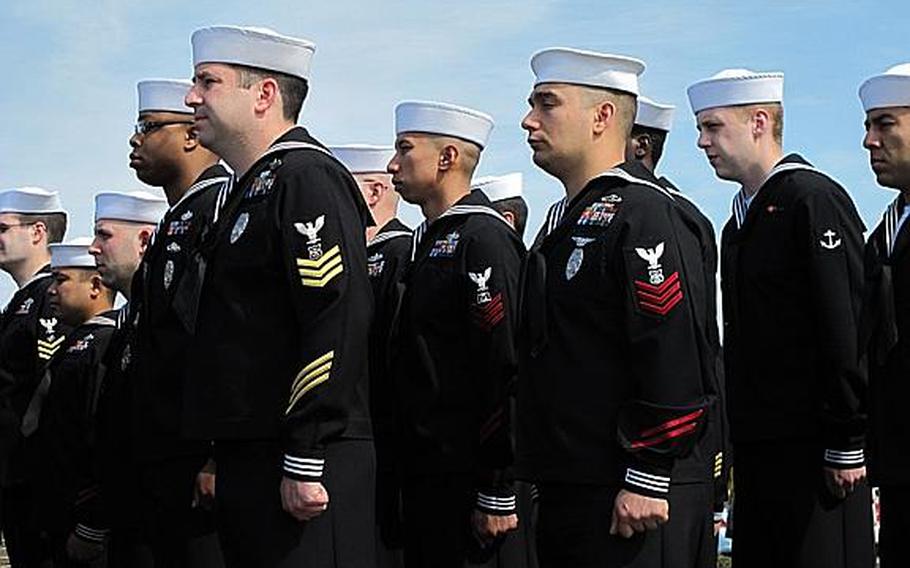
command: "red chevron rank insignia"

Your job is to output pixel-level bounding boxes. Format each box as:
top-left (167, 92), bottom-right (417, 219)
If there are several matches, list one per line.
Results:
top-left (472, 292), bottom-right (505, 332)
top-left (634, 271), bottom-right (683, 316)
top-left (630, 408), bottom-right (705, 449)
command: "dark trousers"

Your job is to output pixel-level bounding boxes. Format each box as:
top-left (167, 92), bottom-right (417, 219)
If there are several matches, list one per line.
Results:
top-left (128, 455), bottom-right (224, 568)
top-left (732, 441), bottom-right (875, 568)
top-left (535, 482), bottom-right (714, 568)
top-left (215, 439), bottom-right (376, 568)
top-left (878, 485), bottom-right (910, 568)
top-left (488, 481), bottom-right (538, 568)
top-left (402, 475), bottom-right (530, 568)
top-left (1, 482), bottom-right (52, 568)
top-left (375, 464), bottom-right (405, 568)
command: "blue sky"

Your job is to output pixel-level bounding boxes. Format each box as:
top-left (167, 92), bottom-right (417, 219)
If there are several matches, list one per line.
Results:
top-left (0, 0), bottom-right (908, 300)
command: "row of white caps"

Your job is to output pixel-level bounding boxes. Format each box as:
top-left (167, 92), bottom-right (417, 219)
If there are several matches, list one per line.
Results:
top-left (0, 187), bottom-right (167, 226)
top-left (141, 25), bottom-right (910, 128)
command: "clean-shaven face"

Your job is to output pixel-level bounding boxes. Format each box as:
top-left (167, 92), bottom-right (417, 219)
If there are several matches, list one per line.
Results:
top-left (521, 83), bottom-right (595, 179)
top-left (387, 134), bottom-right (442, 206)
top-left (695, 106), bottom-right (756, 183)
top-left (186, 63), bottom-right (255, 155)
top-left (864, 106), bottom-right (910, 190)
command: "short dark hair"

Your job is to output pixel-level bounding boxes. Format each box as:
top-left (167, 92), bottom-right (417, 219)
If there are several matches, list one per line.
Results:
top-left (630, 124), bottom-right (668, 167)
top-left (236, 65), bottom-right (309, 122)
top-left (21, 212), bottom-right (67, 243)
top-left (491, 197), bottom-right (529, 239)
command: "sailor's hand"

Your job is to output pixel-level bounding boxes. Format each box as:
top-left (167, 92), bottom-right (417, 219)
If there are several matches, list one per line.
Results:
top-left (280, 477), bottom-right (329, 521)
top-left (609, 489), bottom-right (669, 538)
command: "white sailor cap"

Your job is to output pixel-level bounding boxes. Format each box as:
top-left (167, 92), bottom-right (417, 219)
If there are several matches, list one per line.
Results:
top-left (0, 187), bottom-right (65, 215)
top-left (94, 191), bottom-right (168, 224)
top-left (472, 173), bottom-right (523, 203)
top-left (636, 96), bottom-right (675, 132)
top-left (859, 63), bottom-right (910, 112)
top-left (531, 47), bottom-right (645, 96)
top-left (138, 79), bottom-right (193, 114)
top-left (192, 25), bottom-right (316, 80)
top-left (687, 68), bottom-right (784, 114)
top-left (330, 145), bottom-right (395, 174)
top-left (395, 101), bottom-right (494, 149)
top-left (50, 237), bottom-right (96, 269)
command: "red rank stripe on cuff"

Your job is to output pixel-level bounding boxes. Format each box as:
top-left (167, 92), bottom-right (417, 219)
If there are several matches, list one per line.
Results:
top-left (631, 408), bottom-right (705, 449)
top-left (472, 292), bottom-right (505, 332)
top-left (634, 271), bottom-right (683, 316)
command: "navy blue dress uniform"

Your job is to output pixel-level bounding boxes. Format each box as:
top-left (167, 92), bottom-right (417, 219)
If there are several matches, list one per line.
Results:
top-left (393, 189), bottom-right (524, 568)
top-left (721, 154), bottom-right (873, 568)
top-left (95, 304), bottom-right (142, 564)
top-left (0, 265), bottom-right (69, 566)
top-left (857, 62), bottom-right (910, 568)
top-left (366, 218), bottom-right (411, 567)
top-left (657, 175), bottom-right (729, 568)
top-left (27, 310), bottom-right (118, 565)
top-left (180, 127), bottom-right (376, 568)
top-left (127, 164), bottom-right (229, 566)
top-left (860, 194), bottom-right (910, 566)
top-left (517, 161), bottom-right (717, 568)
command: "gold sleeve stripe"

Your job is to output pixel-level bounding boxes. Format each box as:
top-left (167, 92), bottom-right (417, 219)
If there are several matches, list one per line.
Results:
top-left (296, 245), bottom-right (344, 288)
top-left (296, 245), bottom-right (340, 268)
top-left (299, 253), bottom-right (342, 278)
top-left (38, 336), bottom-right (66, 359)
top-left (286, 371), bottom-right (330, 414)
top-left (301, 264), bottom-right (343, 288)
top-left (290, 360), bottom-right (333, 399)
top-left (286, 351), bottom-right (335, 413)
top-left (296, 350), bottom-right (334, 380)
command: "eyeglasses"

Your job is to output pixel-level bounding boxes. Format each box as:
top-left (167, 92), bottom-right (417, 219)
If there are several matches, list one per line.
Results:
top-left (0, 222), bottom-right (36, 234)
top-left (133, 120), bottom-right (195, 136)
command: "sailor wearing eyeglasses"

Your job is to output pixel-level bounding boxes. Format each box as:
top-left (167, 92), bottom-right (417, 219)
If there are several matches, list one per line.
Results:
top-left (0, 186), bottom-right (70, 567)
top-left (124, 79), bottom-right (229, 567)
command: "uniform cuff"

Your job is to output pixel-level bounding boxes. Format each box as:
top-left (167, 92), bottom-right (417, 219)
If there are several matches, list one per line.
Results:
top-left (622, 467), bottom-right (670, 498)
top-left (475, 491), bottom-right (517, 516)
top-left (74, 524), bottom-right (109, 543)
top-left (283, 453), bottom-right (325, 481)
top-left (824, 448), bottom-right (865, 469)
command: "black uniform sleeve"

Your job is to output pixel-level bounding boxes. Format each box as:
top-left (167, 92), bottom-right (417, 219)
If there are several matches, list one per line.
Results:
top-left (60, 336), bottom-right (111, 542)
top-left (463, 227), bottom-right (522, 516)
top-left (610, 198), bottom-right (710, 499)
top-left (277, 162), bottom-right (366, 482)
top-left (798, 183), bottom-right (868, 469)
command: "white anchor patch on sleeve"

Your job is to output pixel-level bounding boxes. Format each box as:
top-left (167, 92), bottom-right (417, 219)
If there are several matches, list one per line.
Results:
top-left (819, 229), bottom-right (842, 250)
top-left (295, 215), bottom-right (326, 260)
top-left (635, 242), bottom-right (666, 285)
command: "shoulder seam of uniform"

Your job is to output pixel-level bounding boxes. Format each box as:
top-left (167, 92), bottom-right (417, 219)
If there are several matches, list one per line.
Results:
top-left (596, 168), bottom-right (677, 202)
top-left (368, 230), bottom-right (412, 247)
top-left (84, 315), bottom-right (117, 327)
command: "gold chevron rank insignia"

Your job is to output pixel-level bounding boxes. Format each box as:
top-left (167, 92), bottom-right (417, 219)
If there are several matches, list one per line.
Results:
top-left (37, 336), bottom-right (66, 360)
top-left (297, 244), bottom-right (343, 288)
top-left (287, 351), bottom-right (333, 413)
